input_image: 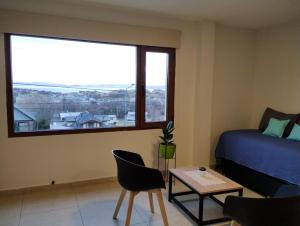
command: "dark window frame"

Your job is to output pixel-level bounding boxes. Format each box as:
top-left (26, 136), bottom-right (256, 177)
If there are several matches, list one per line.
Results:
top-left (140, 46), bottom-right (175, 129)
top-left (4, 33), bottom-right (175, 137)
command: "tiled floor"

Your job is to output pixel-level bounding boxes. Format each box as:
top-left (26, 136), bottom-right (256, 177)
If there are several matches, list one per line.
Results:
top-left (0, 180), bottom-right (261, 226)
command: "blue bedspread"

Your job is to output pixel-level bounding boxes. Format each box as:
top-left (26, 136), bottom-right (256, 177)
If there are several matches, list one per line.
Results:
top-left (215, 129), bottom-right (300, 185)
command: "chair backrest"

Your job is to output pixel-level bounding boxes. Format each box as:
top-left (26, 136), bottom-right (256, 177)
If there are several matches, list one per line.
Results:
top-left (112, 150), bottom-right (165, 191)
top-left (223, 195), bottom-right (300, 226)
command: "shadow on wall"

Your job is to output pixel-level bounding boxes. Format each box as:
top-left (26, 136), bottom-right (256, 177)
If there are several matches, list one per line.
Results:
top-left (151, 143), bottom-right (176, 179)
top-left (210, 135), bottom-right (220, 166)
top-left (151, 143), bottom-right (159, 168)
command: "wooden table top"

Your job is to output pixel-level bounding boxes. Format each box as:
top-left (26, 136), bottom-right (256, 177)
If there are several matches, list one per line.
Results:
top-left (169, 167), bottom-right (243, 195)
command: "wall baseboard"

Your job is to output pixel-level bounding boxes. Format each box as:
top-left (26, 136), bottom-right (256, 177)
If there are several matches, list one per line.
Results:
top-left (0, 176), bottom-right (117, 196)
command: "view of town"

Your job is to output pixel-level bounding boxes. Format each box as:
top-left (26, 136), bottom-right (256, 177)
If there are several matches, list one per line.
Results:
top-left (10, 35), bottom-right (169, 133)
top-left (13, 83), bottom-right (167, 132)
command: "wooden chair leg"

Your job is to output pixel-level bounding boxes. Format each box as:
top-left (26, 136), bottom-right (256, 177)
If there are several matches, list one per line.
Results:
top-left (148, 192), bottom-right (154, 213)
top-left (113, 189), bottom-right (127, 219)
top-left (155, 189), bottom-right (169, 226)
top-left (125, 191), bottom-right (137, 226)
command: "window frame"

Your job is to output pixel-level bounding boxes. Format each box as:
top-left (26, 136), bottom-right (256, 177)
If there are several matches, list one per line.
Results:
top-left (4, 33), bottom-right (175, 137)
top-left (140, 46), bottom-right (175, 129)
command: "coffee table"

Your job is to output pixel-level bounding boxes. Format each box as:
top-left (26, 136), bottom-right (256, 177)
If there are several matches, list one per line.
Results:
top-left (168, 167), bottom-right (243, 226)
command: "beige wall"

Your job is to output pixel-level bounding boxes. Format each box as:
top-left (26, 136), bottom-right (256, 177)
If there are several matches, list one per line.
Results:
top-left (1, 6), bottom-right (285, 190)
top-left (0, 9), bottom-right (181, 48)
top-left (0, 9), bottom-right (200, 190)
top-left (251, 21), bottom-right (300, 127)
top-left (193, 21), bottom-right (216, 166)
top-left (211, 25), bottom-right (256, 163)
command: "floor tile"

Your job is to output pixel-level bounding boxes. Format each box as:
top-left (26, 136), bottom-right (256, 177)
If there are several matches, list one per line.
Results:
top-left (80, 199), bottom-right (146, 226)
top-left (0, 195), bottom-right (22, 226)
top-left (0, 179), bottom-right (261, 226)
top-left (22, 191), bottom-right (55, 215)
top-left (74, 183), bottom-right (121, 207)
top-left (19, 207), bottom-right (83, 226)
top-left (52, 191), bottom-right (78, 210)
top-left (134, 191), bottom-right (182, 223)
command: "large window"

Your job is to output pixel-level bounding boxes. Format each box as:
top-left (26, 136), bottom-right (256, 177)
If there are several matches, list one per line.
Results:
top-left (5, 34), bottom-right (175, 136)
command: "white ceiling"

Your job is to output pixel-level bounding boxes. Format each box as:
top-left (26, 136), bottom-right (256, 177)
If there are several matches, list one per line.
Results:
top-left (63, 0), bottom-right (300, 28)
top-left (1, 0), bottom-right (300, 28)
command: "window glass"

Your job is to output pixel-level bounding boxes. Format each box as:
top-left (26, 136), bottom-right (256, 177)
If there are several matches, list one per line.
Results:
top-left (10, 35), bottom-right (136, 132)
top-left (145, 52), bottom-right (168, 122)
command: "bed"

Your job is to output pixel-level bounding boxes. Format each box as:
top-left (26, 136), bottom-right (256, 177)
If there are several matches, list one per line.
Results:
top-left (215, 129), bottom-right (300, 196)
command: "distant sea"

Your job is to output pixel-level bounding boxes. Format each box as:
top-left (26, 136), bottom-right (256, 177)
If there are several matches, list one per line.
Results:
top-left (13, 83), bottom-right (165, 93)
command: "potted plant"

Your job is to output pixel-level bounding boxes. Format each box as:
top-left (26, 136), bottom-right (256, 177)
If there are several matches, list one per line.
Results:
top-left (159, 121), bottom-right (176, 159)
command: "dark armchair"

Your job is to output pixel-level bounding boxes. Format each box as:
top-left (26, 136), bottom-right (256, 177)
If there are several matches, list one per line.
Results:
top-left (223, 195), bottom-right (300, 226)
top-left (112, 149), bottom-right (168, 226)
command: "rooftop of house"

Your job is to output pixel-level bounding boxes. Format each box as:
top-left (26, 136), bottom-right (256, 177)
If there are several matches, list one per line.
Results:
top-left (76, 111), bottom-right (102, 125)
top-left (14, 106), bottom-right (36, 122)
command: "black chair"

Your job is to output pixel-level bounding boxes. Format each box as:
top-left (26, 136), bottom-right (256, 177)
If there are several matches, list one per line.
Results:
top-left (223, 195), bottom-right (300, 226)
top-left (112, 149), bottom-right (168, 226)
top-left (274, 184), bottom-right (300, 197)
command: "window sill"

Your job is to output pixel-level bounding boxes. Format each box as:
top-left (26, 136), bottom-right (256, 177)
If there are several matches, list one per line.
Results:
top-left (8, 125), bottom-right (164, 138)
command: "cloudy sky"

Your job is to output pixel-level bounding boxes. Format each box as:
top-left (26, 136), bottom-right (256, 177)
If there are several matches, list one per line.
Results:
top-left (11, 35), bottom-right (168, 87)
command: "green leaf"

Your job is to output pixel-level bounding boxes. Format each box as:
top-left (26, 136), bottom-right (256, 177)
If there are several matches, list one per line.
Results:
top-left (160, 121), bottom-right (175, 145)
top-left (167, 121), bottom-right (173, 129)
top-left (168, 128), bottom-right (174, 133)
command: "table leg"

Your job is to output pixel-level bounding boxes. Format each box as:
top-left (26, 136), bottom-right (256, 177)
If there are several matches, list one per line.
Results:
top-left (198, 196), bottom-right (204, 225)
top-left (238, 189), bottom-right (243, 197)
top-left (168, 172), bottom-right (173, 202)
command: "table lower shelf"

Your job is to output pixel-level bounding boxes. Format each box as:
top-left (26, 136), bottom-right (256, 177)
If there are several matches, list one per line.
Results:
top-left (168, 172), bottom-right (243, 226)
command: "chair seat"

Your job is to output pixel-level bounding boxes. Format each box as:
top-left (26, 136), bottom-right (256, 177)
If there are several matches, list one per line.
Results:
top-left (223, 195), bottom-right (300, 226)
top-left (274, 185), bottom-right (300, 197)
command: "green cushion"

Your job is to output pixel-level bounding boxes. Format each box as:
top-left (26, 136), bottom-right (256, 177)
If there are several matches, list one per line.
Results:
top-left (262, 117), bottom-right (290, 138)
top-left (287, 123), bottom-right (300, 141)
